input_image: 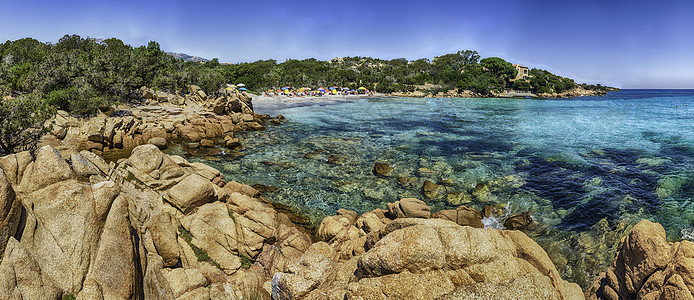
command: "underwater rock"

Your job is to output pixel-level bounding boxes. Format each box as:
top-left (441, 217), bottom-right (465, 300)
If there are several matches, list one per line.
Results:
top-left (422, 180), bottom-right (445, 200)
top-left (445, 191), bottom-right (472, 206)
top-left (504, 211), bottom-right (533, 230)
top-left (432, 206), bottom-right (484, 228)
top-left (372, 162), bottom-right (394, 177)
top-left (327, 155), bottom-right (346, 165)
top-left (396, 176), bottom-right (417, 188)
top-left (252, 184), bottom-right (279, 193)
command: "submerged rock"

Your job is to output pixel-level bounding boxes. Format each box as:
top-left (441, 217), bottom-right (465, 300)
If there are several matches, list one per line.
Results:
top-left (504, 211), bottom-right (534, 230)
top-left (372, 162), bottom-right (394, 177)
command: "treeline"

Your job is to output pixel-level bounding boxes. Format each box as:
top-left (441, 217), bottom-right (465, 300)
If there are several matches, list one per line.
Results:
top-left (1, 35), bottom-right (612, 104)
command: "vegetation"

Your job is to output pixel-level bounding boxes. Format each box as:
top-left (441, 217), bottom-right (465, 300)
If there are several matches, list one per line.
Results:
top-left (63, 293), bottom-right (76, 300)
top-left (178, 225), bottom-right (223, 269)
top-left (0, 34), bottom-right (615, 154)
top-left (0, 93), bottom-right (54, 154)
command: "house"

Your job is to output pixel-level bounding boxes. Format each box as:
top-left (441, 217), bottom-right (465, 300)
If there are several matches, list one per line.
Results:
top-left (511, 64), bottom-right (529, 81)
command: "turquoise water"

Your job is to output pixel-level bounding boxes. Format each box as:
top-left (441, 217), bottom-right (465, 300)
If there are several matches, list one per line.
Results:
top-left (191, 90), bottom-right (694, 286)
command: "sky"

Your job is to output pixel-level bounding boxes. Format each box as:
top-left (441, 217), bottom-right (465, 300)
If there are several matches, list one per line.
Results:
top-left (2, 0), bottom-right (693, 88)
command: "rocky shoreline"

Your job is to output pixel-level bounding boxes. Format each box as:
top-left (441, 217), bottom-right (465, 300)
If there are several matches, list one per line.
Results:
top-left (388, 86), bottom-right (612, 99)
top-left (0, 86), bottom-right (691, 299)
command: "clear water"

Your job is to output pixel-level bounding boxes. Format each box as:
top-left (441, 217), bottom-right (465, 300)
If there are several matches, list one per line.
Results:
top-left (188, 90), bottom-right (694, 287)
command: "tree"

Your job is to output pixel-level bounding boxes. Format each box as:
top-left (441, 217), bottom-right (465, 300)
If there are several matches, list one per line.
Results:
top-left (480, 57), bottom-right (517, 82)
top-left (0, 94), bottom-right (54, 155)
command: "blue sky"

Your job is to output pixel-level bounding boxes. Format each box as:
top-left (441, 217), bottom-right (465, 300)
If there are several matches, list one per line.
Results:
top-left (2, 0), bottom-right (693, 88)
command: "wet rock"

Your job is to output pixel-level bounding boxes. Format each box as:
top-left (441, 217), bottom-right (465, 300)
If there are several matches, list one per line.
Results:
top-left (445, 191), bottom-right (472, 205)
top-left (200, 139), bottom-right (215, 147)
top-left (252, 184), bottom-right (278, 193)
top-left (433, 205), bottom-right (484, 228)
top-left (372, 162), bottom-right (394, 177)
top-left (327, 155), bottom-right (345, 165)
top-left (396, 176), bottom-right (416, 188)
top-left (503, 211), bottom-right (533, 230)
top-left (422, 180), bottom-right (445, 200)
top-left (387, 198), bottom-right (431, 219)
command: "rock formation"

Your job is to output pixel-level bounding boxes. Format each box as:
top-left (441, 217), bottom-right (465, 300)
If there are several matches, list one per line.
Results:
top-left (0, 145), bottom-right (311, 299)
top-left (45, 86), bottom-right (281, 156)
top-left (586, 219), bottom-right (694, 299)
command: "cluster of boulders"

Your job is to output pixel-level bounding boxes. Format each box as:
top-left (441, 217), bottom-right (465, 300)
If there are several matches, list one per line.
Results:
top-left (46, 86), bottom-right (283, 156)
top-left (585, 219), bottom-right (694, 299)
top-left (537, 86), bottom-right (609, 98)
top-left (274, 199), bottom-right (583, 299)
top-left (0, 144), bottom-right (312, 299)
top-left (372, 161), bottom-right (525, 207)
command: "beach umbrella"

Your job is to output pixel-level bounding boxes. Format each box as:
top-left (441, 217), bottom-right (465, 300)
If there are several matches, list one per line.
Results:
top-left (239, 87), bottom-right (248, 91)
top-left (358, 87), bottom-right (367, 90)
top-left (329, 87), bottom-right (337, 90)
top-left (281, 87), bottom-right (290, 90)
top-left (237, 83), bottom-right (246, 87)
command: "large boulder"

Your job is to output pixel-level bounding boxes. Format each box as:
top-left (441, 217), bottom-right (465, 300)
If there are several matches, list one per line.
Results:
top-left (166, 173), bottom-right (216, 213)
top-left (387, 198), bottom-right (431, 219)
top-left (18, 145), bottom-right (74, 192)
top-left (586, 219), bottom-right (694, 299)
top-left (180, 201), bottom-right (242, 274)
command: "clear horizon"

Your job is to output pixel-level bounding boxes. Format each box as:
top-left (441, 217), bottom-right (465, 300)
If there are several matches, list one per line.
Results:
top-left (2, 0), bottom-right (693, 89)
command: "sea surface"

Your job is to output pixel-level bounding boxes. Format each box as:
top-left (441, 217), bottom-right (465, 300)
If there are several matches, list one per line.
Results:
top-left (184, 89), bottom-right (694, 287)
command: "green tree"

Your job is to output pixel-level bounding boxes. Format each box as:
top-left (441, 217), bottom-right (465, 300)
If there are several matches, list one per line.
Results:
top-left (0, 94), bottom-right (54, 154)
top-left (480, 57), bottom-right (517, 82)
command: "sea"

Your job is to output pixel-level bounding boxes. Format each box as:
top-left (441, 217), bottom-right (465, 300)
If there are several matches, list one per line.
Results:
top-left (181, 89), bottom-right (694, 287)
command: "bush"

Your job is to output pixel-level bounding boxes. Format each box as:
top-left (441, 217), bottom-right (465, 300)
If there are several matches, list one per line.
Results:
top-left (0, 93), bottom-right (54, 155)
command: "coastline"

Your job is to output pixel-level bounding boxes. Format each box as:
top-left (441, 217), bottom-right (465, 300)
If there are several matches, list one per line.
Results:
top-left (0, 86), bottom-right (687, 299)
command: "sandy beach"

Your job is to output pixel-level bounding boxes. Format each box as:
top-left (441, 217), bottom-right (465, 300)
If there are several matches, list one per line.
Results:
top-left (251, 94), bottom-right (381, 114)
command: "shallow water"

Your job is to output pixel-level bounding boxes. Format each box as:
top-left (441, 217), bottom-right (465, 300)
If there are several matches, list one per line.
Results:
top-left (189, 89), bottom-right (694, 287)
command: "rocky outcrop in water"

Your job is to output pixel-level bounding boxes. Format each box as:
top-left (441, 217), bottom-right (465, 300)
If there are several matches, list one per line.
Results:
top-left (586, 219), bottom-right (694, 299)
